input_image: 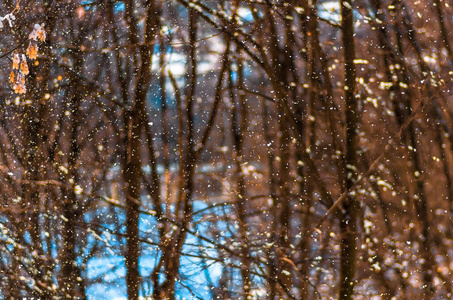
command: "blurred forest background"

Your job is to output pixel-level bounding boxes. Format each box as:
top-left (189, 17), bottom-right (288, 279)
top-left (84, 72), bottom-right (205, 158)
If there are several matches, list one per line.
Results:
top-left (1, 0), bottom-right (453, 299)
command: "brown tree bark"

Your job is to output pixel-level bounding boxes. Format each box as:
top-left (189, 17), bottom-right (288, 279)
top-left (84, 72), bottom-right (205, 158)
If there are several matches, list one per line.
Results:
top-left (339, 0), bottom-right (359, 299)
top-left (122, 1), bottom-right (160, 298)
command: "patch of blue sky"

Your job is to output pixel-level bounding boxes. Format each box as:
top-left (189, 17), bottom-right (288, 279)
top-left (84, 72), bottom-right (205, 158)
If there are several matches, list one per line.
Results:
top-left (80, 0), bottom-right (124, 13)
top-left (88, 281), bottom-right (126, 300)
top-left (318, 0), bottom-right (365, 24)
top-left (139, 254), bottom-right (159, 277)
top-left (115, 2), bottom-right (125, 11)
top-left (237, 7), bottom-right (254, 23)
top-left (139, 213), bottom-right (157, 234)
top-left (87, 255), bottom-right (125, 281)
top-left (318, 1), bottom-right (341, 24)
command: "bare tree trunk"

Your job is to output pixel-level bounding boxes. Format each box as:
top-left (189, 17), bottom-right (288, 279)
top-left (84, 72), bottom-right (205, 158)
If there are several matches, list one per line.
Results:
top-left (263, 97), bottom-right (279, 300)
top-left (393, 7), bottom-right (435, 296)
top-left (229, 51), bottom-right (252, 299)
top-left (265, 4), bottom-right (294, 291)
top-left (433, 0), bottom-right (453, 59)
top-left (122, 1), bottom-right (160, 298)
top-left (60, 13), bottom-right (87, 295)
top-left (339, 0), bottom-right (359, 299)
top-left (160, 9), bottom-right (198, 298)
